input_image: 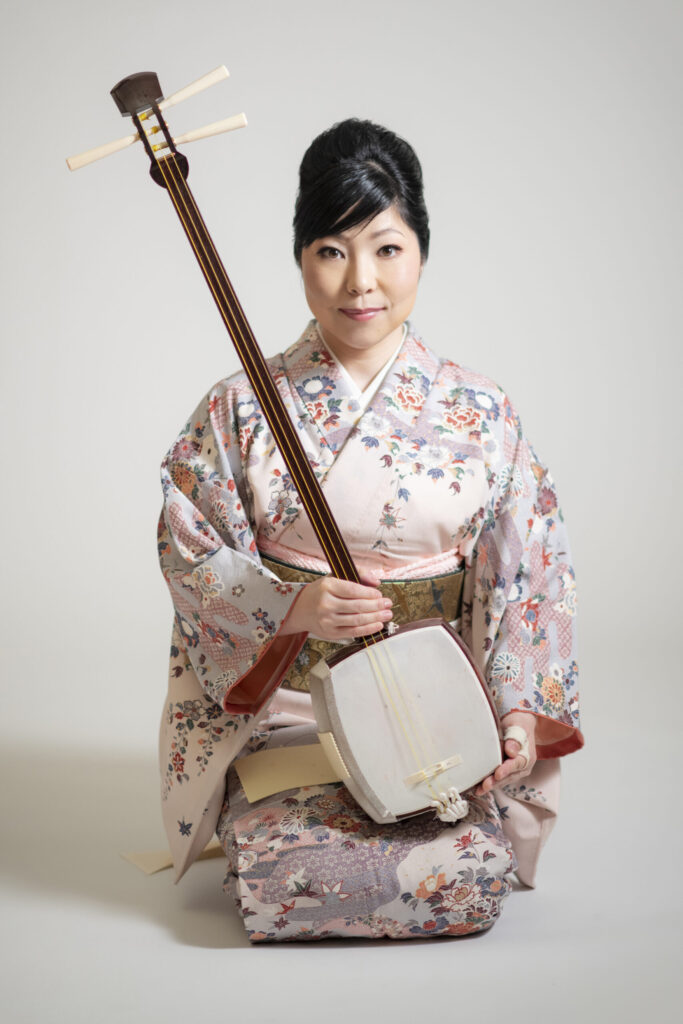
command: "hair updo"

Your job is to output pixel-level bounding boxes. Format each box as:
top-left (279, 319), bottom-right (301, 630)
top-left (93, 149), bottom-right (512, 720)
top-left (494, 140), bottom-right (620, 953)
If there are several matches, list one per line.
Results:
top-left (293, 118), bottom-right (430, 264)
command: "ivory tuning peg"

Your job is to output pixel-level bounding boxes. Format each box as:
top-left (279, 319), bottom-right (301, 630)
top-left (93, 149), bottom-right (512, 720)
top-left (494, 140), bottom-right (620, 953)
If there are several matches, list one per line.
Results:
top-left (154, 113), bottom-right (248, 151)
top-left (156, 65), bottom-right (229, 113)
top-left (65, 65), bottom-right (241, 171)
top-left (66, 126), bottom-right (160, 171)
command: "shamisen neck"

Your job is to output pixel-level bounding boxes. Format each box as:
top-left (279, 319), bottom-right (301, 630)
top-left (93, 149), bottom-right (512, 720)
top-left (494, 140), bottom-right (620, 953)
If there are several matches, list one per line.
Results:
top-left (155, 154), bottom-right (364, 586)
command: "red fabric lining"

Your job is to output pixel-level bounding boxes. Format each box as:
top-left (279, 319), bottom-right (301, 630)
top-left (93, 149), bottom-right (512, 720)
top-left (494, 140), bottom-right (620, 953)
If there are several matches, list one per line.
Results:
top-left (528, 709), bottom-right (584, 759)
top-left (223, 598), bottom-right (308, 716)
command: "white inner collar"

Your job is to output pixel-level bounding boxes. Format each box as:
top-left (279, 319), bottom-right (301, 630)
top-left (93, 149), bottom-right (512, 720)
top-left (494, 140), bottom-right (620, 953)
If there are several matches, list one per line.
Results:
top-left (318, 322), bottom-right (407, 411)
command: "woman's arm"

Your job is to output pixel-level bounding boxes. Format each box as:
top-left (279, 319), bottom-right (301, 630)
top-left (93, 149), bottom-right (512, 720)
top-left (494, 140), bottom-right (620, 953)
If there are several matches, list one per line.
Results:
top-left (460, 389), bottom-right (583, 762)
top-left (279, 575), bottom-right (393, 640)
top-left (158, 380), bottom-right (311, 713)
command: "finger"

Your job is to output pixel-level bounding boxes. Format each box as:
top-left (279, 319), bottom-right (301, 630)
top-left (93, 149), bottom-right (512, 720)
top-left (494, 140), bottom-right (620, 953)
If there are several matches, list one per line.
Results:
top-left (324, 577), bottom-right (386, 601)
top-left (503, 739), bottom-right (532, 773)
top-left (335, 622), bottom-right (387, 638)
top-left (336, 610), bottom-right (394, 630)
top-left (346, 616), bottom-right (392, 638)
top-left (476, 739), bottom-right (535, 795)
top-left (493, 756), bottom-right (527, 784)
top-left (504, 739), bottom-right (522, 760)
top-left (476, 763), bottom-right (518, 797)
top-left (325, 594), bottom-right (393, 615)
top-left (351, 622), bottom-right (387, 638)
top-left (359, 570), bottom-right (381, 588)
top-left (475, 773), bottom-right (495, 796)
top-left (329, 615), bottom-right (391, 639)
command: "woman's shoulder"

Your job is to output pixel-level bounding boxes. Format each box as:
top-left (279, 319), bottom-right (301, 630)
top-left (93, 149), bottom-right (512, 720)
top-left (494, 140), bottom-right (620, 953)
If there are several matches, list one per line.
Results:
top-left (201, 350), bottom-right (299, 423)
top-left (204, 322), bottom-right (316, 405)
top-left (401, 331), bottom-right (501, 399)
top-left (439, 355), bottom-right (507, 399)
top-left (437, 358), bottom-right (519, 442)
top-left (408, 330), bottom-right (512, 413)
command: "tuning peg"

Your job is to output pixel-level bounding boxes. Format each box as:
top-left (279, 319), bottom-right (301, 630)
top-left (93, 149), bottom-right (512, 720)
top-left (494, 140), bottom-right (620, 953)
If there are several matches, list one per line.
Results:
top-left (66, 113), bottom-right (247, 170)
top-left (66, 126), bottom-right (161, 171)
top-left (156, 65), bottom-right (229, 114)
top-left (154, 113), bottom-right (247, 151)
top-left (66, 65), bottom-right (238, 171)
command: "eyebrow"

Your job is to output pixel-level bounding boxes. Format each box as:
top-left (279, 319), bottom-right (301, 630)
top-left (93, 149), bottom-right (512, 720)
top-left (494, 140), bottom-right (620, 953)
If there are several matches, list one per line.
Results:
top-left (327, 227), bottom-right (406, 241)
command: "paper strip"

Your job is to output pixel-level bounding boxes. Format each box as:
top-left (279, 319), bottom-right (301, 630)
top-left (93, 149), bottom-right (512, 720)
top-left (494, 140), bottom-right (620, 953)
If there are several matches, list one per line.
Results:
top-left (234, 742), bottom-right (344, 803)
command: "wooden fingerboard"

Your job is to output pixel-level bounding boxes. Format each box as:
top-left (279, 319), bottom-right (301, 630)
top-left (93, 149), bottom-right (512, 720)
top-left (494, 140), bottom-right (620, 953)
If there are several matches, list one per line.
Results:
top-left (151, 151), bottom-right (360, 584)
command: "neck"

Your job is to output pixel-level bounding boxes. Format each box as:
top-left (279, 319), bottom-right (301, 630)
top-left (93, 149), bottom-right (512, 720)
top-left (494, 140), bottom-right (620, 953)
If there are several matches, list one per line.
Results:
top-left (319, 323), bottom-right (405, 390)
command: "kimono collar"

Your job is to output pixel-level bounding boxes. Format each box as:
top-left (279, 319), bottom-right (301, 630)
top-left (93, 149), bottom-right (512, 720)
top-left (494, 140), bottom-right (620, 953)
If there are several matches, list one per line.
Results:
top-left (280, 320), bottom-right (442, 460)
top-left (320, 322), bottom-right (408, 415)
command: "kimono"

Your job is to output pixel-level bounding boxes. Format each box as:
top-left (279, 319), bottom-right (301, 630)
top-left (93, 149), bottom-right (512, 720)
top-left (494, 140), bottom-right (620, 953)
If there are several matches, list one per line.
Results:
top-left (157, 321), bottom-right (583, 941)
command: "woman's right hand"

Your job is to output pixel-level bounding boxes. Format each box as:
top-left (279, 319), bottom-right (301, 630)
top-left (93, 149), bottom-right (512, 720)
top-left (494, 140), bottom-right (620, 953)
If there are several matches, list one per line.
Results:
top-left (280, 576), bottom-right (393, 641)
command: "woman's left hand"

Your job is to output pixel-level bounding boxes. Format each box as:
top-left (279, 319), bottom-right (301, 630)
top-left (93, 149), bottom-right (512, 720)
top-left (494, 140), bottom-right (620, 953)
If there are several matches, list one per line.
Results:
top-left (474, 711), bottom-right (537, 796)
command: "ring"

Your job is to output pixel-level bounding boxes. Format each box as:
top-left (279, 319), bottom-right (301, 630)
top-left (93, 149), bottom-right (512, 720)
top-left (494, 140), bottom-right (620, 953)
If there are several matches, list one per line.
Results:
top-left (503, 725), bottom-right (530, 769)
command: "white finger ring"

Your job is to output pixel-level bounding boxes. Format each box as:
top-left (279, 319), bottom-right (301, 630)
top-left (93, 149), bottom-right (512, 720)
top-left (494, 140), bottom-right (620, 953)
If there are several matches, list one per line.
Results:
top-left (503, 725), bottom-right (530, 769)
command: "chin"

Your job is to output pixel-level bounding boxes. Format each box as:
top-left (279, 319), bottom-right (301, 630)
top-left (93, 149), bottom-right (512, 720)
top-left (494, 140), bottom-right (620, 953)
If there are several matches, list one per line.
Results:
top-left (331, 314), bottom-right (402, 349)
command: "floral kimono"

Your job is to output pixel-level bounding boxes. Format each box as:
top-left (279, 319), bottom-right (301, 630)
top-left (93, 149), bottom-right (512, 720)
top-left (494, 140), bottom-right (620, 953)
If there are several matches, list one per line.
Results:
top-left (158, 321), bottom-right (582, 941)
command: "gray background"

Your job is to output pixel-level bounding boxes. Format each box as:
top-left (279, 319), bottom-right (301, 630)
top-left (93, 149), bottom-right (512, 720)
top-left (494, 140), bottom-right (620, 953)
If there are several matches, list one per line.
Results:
top-left (1, 1), bottom-right (680, 1021)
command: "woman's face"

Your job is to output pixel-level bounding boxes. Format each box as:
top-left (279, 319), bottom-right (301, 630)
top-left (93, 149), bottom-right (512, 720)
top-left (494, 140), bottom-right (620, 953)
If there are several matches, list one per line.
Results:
top-left (300, 204), bottom-right (423, 363)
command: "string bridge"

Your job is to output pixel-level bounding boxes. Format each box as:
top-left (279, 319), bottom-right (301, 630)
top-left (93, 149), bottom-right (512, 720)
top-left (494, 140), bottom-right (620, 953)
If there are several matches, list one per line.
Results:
top-left (404, 753), bottom-right (463, 787)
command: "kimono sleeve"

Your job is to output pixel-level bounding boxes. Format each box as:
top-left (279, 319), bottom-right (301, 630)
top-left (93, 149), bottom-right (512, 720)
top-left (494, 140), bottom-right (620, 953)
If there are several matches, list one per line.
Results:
top-left (157, 380), bottom-right (308, 717)
top-left (460, 394), bottom-right (583, 759)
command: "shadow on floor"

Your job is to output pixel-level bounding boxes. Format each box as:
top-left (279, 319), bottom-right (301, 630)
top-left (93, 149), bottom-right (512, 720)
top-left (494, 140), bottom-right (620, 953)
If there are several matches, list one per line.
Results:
top-left (0, 741), bottom-right (250, 949)
top-left (5, 729), bottom-right (654, 952)
top-left (0, 741), bottom-right (507, 952)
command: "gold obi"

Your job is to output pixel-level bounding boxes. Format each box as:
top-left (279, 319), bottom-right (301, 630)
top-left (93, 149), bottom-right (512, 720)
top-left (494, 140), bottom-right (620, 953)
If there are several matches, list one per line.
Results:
top-left (260, 555), bottom-right (465, 693)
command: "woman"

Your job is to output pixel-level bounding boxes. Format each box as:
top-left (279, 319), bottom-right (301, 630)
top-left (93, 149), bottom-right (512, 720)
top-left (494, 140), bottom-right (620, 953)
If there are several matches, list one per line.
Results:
top-left (157, 119), bottom-right (582, 941)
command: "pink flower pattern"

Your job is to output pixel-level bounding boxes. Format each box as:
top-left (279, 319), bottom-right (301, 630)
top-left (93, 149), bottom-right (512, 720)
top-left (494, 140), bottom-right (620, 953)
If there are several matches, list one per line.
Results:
top-left (158, 321), bottom-right (582, 921)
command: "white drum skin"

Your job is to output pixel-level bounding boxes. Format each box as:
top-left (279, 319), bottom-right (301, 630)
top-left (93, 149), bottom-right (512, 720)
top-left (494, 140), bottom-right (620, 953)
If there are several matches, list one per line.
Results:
top-left (309, 620), bottom-right (502, 823)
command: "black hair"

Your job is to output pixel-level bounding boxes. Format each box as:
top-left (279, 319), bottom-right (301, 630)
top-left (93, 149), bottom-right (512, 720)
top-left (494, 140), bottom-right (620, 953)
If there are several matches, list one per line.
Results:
top-left (293, 118), bottom-right (430, 264)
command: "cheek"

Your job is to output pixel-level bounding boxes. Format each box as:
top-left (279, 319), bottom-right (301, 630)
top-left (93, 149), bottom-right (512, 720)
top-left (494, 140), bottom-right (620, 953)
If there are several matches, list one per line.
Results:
top-left (302, 279), bottom-right (325, 318)
top-left (301, 263), bottom-right (338, 308)
top-left (390, 260), bottom-right (422, 302)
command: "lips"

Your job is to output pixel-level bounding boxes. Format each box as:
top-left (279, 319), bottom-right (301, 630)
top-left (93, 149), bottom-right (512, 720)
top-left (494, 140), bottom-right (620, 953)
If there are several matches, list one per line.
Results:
top-left (339, 307), bottom-right (385, 322)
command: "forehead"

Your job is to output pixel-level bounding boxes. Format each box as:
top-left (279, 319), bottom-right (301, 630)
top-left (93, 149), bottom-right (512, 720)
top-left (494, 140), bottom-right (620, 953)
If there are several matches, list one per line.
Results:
top-left (326, 206), bottom-right (410, 242)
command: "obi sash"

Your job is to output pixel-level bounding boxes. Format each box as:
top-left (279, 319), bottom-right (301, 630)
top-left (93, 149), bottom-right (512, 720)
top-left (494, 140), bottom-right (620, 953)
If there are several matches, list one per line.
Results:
top-left (260, 554), bottom-right (465, 692)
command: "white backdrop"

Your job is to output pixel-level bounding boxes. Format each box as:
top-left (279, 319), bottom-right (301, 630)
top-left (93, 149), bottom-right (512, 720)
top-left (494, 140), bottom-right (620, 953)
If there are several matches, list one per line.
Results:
top-left (1, 2), bottom-right (681, 1021)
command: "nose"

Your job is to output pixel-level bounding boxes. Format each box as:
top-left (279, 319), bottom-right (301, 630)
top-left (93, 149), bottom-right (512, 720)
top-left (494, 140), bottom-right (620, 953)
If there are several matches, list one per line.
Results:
top-left (345, 255), bottom-right (376, 295)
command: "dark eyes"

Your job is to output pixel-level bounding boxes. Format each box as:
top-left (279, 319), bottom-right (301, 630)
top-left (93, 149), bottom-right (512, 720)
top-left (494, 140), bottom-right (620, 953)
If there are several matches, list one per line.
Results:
top-left (316, 244), bottom-right (403, 259)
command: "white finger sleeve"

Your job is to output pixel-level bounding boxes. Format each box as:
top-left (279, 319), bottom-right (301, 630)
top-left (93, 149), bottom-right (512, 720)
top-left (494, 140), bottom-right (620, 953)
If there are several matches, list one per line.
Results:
top-left (502, 725), bottom-right (530, 769)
